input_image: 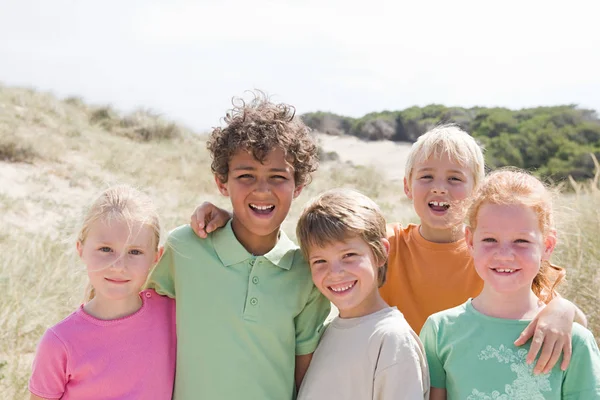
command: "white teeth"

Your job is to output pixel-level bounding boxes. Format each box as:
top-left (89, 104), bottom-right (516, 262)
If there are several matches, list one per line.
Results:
top-left (250, 204), bottom-right (274, 211)
top-left (495, 269), bottom-right (515, 273)
top-left (429, 201), bottom-right (450, 207)
top-left (330, 281), bottom-right (356, 292)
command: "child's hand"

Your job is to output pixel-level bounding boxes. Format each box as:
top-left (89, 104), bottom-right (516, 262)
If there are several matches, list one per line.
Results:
top-left (514, 297), bottom-right (576, 374)
top-left (190, 202), bottom-right (232, 238)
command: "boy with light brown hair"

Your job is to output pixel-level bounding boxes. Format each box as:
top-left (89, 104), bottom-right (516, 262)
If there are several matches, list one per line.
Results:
top-left (192, 123), bottom-right (586, 375)
top-left (295, 188), bottom-right (429, 400)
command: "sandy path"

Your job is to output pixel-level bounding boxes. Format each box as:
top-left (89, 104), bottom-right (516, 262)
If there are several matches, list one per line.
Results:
top-left (315, 133), bottom-right (413, 182)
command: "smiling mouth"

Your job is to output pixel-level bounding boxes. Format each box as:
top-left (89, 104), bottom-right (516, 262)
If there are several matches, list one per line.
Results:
top-left (428, 201), bottom-right (450, 212)
top-left (328, 280), bottom-right (357, 294)
top-left (249, 203), bottom-right (275, 215)
top-left (492, 268), bottom-right (519, 274)
top-left (105, 278), bottom-right (129, 284)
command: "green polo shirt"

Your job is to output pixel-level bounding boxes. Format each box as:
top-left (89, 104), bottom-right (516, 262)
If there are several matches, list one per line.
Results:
top-left (146, 221), bottom-right (330, 400)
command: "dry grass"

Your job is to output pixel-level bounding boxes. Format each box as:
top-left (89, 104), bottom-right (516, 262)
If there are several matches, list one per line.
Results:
top-left (0, 86), bottom-right (597, 398)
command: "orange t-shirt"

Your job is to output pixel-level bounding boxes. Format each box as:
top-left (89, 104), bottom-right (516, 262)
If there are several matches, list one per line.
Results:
top-left (379, 223), bottom-right (484, 333)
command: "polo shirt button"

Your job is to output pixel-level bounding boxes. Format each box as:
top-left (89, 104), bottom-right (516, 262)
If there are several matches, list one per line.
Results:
top-left (250, 297), bottom-right (258, 306)
top-left (252, 276), bottom-right (259, 284)
top-left (145, 292), bottom-right (152, 298)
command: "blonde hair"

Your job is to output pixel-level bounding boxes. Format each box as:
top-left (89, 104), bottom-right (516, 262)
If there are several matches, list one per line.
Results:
top-left (466, 168), bottom-right (565, 302)
top-left (405, 124), bottom-right (485, 188)
top-left (296, 188), bottom-right (388, 287)
top-left (78, 185), bottom-right (161, 301)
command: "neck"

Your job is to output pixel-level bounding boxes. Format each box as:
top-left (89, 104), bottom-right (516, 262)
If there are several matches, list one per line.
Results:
top-left (338, 290), bottom-right (389, 319)
top-left (231, 217), bottom-right (279, 256)
top-left (419, 223), bottom-right (465, 243)
top-left (472, 285), bottom-right (542, 319)
top-left (84, 293), bottom-right (142, 320)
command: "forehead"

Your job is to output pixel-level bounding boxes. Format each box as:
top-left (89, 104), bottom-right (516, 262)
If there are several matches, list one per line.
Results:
top-left (307, 235), bottom-right (370, 255)
top-left (413, 153), bottom-right (472, 175)
top-left (229, 147), bottom-right (293, 171)
top-left (86, 217), bottom-right (155, 246)
top-left (476, 203), bottom-right (540, 232)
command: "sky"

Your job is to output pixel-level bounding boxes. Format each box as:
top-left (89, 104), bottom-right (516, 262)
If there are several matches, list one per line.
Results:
top-left (1, 0), bottom-right (599, 131)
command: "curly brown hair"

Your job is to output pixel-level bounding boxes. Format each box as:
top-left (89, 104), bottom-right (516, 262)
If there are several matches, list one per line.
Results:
top-left (207, 91), bottom-right (318, 186)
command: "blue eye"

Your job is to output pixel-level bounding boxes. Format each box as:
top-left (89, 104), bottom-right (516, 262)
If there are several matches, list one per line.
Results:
top-left (482, 238), bottom-right (496, 243)
top-left (99, 246), bottom-right (112, 253)
top-left (130, 249), bottom-right (143, 255)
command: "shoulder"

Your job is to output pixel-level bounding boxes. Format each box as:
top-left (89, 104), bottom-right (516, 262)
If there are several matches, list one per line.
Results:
top-left (385, 222), bottom-right (416, 241)
top-left (141, 289), bottom-right (175, 307)
top-left (372, 310), bottom-right (425, 366)
top-left (571, 323), bottom-right (598, 348)
top-left (373, 309), bottom-right (421, 347)
top-left (424, 302), bottom-right (470, 330)
top-left (165, 224), bottom-right (203, 247)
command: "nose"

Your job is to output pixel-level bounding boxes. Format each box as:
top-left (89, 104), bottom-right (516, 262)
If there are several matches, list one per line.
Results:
top-left (431, 182), bottom-right (448, 195)
top-left (110, 255), bottom-right (126, 270)
top-left (330, 260), bottom-right (344, 275)
top-left (494, 244), bottom-right (514, 260)
top-left (254, 178), bottom-right (271, 194)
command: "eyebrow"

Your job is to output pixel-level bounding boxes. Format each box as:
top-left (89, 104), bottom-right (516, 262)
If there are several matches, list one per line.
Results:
top-left (416, 167), bottom-right (466, 175)
top-left (231, 165), bottom-right (290, 173)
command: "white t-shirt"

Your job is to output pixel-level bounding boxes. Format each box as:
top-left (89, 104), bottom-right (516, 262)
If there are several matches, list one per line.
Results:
top-left (298, 307), bottom-right (429, 400)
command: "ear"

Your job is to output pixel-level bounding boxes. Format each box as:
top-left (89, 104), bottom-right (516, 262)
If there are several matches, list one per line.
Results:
top-left (542, 229), bottom-right (557, 261)
top-left (293, 184), bottom-right (304, 199)
top-left (154, 246), bottom-right (165, 264)
top-left (76, 241), bottom-right (84, 258)
top-left (403, 177), bottom-right (413, 200)
top-left (464, 226), bottom-right (475, 254)
top-left (380, 238), bottom-right (390, 265)
top-left (214, 175), bottom-right (229, 197)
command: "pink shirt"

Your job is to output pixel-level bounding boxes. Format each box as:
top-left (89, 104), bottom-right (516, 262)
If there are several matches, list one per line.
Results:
top-left (29, 289), bottom-right (176, 400)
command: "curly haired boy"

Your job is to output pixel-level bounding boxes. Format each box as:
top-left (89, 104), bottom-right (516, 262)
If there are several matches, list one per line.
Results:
top-left (147, 91), bottom-right (330, 400)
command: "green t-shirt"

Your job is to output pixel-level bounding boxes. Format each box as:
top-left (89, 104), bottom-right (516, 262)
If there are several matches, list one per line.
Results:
top-left (420, 299), bottom-right (600, 399)
top-left (146, 222), bottom-right (330, 400)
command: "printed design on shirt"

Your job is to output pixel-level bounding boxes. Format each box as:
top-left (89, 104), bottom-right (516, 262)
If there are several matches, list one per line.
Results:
top-left (466, 345), bottom-right (551, 400)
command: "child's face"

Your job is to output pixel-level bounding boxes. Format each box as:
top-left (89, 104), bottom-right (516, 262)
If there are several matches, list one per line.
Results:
top-left (465, 203), bottom-right (556, 296)
top-left (78, 218), bottom-right (159, 302)
top-left (216, 147), bottom-right (302, 247)
top-left (308, 236), bottom-right (388, 319)
top-left (404, 153), bottom-right (475, 242)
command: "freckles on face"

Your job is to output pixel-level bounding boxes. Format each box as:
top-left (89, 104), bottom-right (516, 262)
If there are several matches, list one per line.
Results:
top-left (469, 203), bottom-right (549, 294)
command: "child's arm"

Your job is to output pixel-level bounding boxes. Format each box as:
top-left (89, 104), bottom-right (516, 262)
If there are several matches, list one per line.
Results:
top-left (294, 353), bottom-right (313, 390)
top-left (430, 388), bottom-right (447, 400)
top-left (30, 395), bottom-right (52, 400)
top-left (294, 285), bottom-right (330, 390)
top-left (190, 202), bottom-right (231, 238)
top-left (29, 330), bottom-right (68, 400)
top-left (514, 296), bottom-right (587, 374)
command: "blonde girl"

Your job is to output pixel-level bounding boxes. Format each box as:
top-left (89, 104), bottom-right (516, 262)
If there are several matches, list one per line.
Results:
top-left (29, 185), bottom-right (176, 400)
top-left (420, 169), bottom-right (600, 399)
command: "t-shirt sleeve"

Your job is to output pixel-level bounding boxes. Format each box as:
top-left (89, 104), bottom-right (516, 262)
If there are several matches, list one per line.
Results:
top-left (29, 329), bottom-right (69, 399)
top-left (419, 317), bottom-right (446, 389)
top-left (374, 330), bottom-right (429, 400)
top-left (561, 326), bottom-right (600, 399)
top-left (294, 283), bottom-right (331, 355)
top-left (145, 237), bottom-right (176, 298)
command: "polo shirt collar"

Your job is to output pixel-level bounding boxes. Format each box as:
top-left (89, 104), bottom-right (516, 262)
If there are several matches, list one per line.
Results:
top-left (213, 220), bottom-right (298, 270)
